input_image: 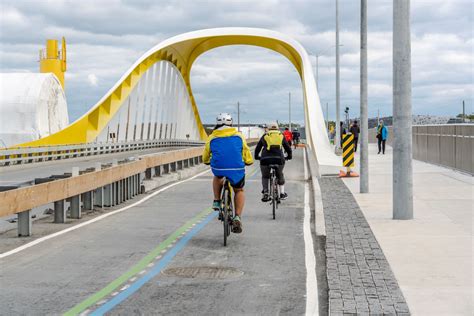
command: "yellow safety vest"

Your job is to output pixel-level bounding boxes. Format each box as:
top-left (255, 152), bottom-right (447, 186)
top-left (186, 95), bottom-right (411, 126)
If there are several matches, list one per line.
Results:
top-left (264, 131), bottom-right (283, 151)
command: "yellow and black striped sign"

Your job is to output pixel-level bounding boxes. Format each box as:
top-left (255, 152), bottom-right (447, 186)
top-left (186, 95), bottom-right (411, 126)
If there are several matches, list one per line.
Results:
top-left (342, 133), bottom-right (355, 167)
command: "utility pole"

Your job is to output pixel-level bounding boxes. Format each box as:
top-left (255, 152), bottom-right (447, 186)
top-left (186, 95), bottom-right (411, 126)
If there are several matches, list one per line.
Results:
top-left (237, 101), bottom-right (240, 132)
top-left (326, 102), bottom-right (329, 131)
top-left (462, 100), bottom-right (465, 123)
top-left (393, 0), bottom-right (413, 220)
top-left (289, 92), bottom-right (292, 131)
top-left (335, 0), bottom-right (341, 150)
top-left (360, 0), bottom-right (369, 193)
top-left (316, 55), bottom-right (319, 88)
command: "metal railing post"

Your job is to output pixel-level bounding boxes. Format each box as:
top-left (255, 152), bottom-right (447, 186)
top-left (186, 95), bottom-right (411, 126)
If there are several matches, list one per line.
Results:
top-left (18, 209), bottom-right (32, 237)
top-left (54, 200), bottom-right (66, 223)
top-left (69, 167), bottom-right (82, 219)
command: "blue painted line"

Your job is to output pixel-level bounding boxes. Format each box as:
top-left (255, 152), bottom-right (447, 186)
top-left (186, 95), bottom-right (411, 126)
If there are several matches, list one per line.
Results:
top-left (91, 212), bottom-right (217, 315)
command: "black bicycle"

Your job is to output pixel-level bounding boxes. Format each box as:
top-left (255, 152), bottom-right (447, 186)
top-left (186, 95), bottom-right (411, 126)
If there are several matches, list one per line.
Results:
top-left (219, 178), bottom-right (234, 246)
top-left (269, 164), bottom-right (281, 220)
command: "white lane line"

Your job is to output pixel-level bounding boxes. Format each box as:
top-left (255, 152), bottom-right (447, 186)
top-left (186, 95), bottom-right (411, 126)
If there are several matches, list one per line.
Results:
top-left (303, 149), bottom-right (319, 315)
top-left (0, 168), bottom-right (211, 259)
top-left (79, 309), bottom-right (90, 316)
top-left (120, 284), bottom-right (130, 291)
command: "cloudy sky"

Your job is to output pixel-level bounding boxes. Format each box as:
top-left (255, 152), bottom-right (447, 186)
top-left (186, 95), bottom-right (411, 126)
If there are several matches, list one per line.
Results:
top-left (0, 0), bottom-right (472, 124)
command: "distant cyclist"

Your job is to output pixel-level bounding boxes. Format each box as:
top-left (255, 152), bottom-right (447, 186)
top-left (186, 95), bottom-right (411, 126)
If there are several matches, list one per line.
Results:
top-left (283, 127), bottom-right (293, 147)
top-left (292, 128), bottom-right (300, 148)
top-left (202, 113), bottom-right (253, 233)
top-left (255, 122), bottom-right (292, 202)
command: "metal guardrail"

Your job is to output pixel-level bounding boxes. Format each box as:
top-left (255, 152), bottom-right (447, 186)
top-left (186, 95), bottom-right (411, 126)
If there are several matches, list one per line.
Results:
top-left (0, 146), bottom-right (205, 237)
top-left (0, 139), bottom-right (204, 166)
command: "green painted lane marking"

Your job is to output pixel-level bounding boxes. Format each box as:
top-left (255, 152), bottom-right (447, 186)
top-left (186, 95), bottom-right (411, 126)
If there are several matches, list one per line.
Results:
top-left (248, 165), bottom-right (260, 178)
top-left (65, 207), bottom-right (212, 316)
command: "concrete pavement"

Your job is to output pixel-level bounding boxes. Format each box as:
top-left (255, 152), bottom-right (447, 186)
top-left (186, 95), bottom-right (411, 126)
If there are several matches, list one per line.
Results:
top-left (342, 144), bottom-right (473, 315)
top-left (0, 149), bottom-right (317, 315)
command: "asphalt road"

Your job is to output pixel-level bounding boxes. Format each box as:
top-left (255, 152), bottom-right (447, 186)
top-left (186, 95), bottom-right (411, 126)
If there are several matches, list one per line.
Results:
top-left (0, 149), bottom-right (313, 315)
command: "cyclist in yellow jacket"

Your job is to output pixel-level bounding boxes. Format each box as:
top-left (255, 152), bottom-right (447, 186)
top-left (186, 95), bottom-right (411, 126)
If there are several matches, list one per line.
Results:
top-left (254, 122), bottom-right (292, 202)
top-left (202, 113), bottom-right (253, 233)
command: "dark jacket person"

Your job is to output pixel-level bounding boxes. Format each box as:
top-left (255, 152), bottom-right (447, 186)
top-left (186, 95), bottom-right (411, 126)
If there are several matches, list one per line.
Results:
top-left (254, 122), bottom-right (292, 201)
top-left (349, 121), bottom-right (361, 152)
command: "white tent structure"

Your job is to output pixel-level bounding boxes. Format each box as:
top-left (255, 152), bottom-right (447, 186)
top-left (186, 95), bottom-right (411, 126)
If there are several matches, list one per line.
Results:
top-left (0, 73), bottom-right (69, 148)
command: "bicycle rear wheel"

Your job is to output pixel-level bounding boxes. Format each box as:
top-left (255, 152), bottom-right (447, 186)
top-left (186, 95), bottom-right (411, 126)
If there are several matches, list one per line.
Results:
top-left (223, 206), bottom-right (229, 246)
top-left (221, 185), bottom-right (229, 246)
top-left (271, 176), bottom-right (276, 220)
top-left (227, 188), bottom-right (233, 236)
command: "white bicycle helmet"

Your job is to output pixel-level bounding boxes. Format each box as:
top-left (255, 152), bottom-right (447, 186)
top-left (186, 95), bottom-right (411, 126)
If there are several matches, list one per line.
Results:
top-left (268, 121), bottom-right (279, 130)
top-left (216, 113), bottom-right (233, 126)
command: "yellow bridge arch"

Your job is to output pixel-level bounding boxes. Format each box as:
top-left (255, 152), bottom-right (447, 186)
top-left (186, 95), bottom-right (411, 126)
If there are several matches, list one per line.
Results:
top-left (20, 27), bottom-right (340, 170)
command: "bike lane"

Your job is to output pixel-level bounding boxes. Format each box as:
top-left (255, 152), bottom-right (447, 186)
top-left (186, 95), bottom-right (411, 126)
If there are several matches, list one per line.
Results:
top-left (1, 150), bottom-right (312, 316)
top-left (107, 149), bottom-right (309, 315)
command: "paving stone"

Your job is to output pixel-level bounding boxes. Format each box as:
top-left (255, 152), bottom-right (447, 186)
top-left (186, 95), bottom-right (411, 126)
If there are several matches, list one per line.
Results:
top-left (319, 177), bottom-right (410, 315)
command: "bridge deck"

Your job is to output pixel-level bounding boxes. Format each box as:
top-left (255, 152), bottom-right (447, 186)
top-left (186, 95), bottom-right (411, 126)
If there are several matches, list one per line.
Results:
top-left (0, 149), bottom-right (315, 315)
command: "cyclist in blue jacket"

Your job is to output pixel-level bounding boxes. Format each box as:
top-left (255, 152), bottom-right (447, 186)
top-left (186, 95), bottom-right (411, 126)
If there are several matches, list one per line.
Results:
top-left (202, 113), bottom-right (253, 233)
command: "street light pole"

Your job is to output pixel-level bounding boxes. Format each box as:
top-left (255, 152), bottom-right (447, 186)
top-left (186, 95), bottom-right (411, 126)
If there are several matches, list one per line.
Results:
top-left (393, 0), bottom-right (413, 220)
top-left (360, 0), bottom-right (369, 193)
top-left (335, 0), bottom-right (341, 150)
top-left (237, 101), bottom-right (240, 132)
top-left (289, 92), bottom-right (292, 131)
top-left (326, 102), bottom-right (329, 131)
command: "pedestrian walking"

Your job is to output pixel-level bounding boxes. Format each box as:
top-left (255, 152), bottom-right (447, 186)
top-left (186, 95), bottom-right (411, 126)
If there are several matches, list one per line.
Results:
top-left (349, 120), bottom-right (360, 152)
top-left (376, 120), bottom-right (388, 154)
top-left (340, 121), bottom-right (346, 146)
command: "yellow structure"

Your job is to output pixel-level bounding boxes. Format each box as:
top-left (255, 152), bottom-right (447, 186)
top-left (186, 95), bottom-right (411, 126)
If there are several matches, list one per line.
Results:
top-left (18, 26), bottom-right (337, 172)
top-left (21, 33), bottom-right (301, 146)
top-left (39, 37), bottom-right (67, 89)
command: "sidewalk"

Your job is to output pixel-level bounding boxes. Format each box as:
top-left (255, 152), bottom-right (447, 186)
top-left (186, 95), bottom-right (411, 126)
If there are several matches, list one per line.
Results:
top-left (342, 144), bottom-right (473, 315)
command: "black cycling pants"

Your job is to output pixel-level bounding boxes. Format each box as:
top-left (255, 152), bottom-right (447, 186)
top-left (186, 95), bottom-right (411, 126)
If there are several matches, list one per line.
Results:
top-left (377, 138), bottom-right (386, 154)
top-left (260, 164), bottom-right (285, 192)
